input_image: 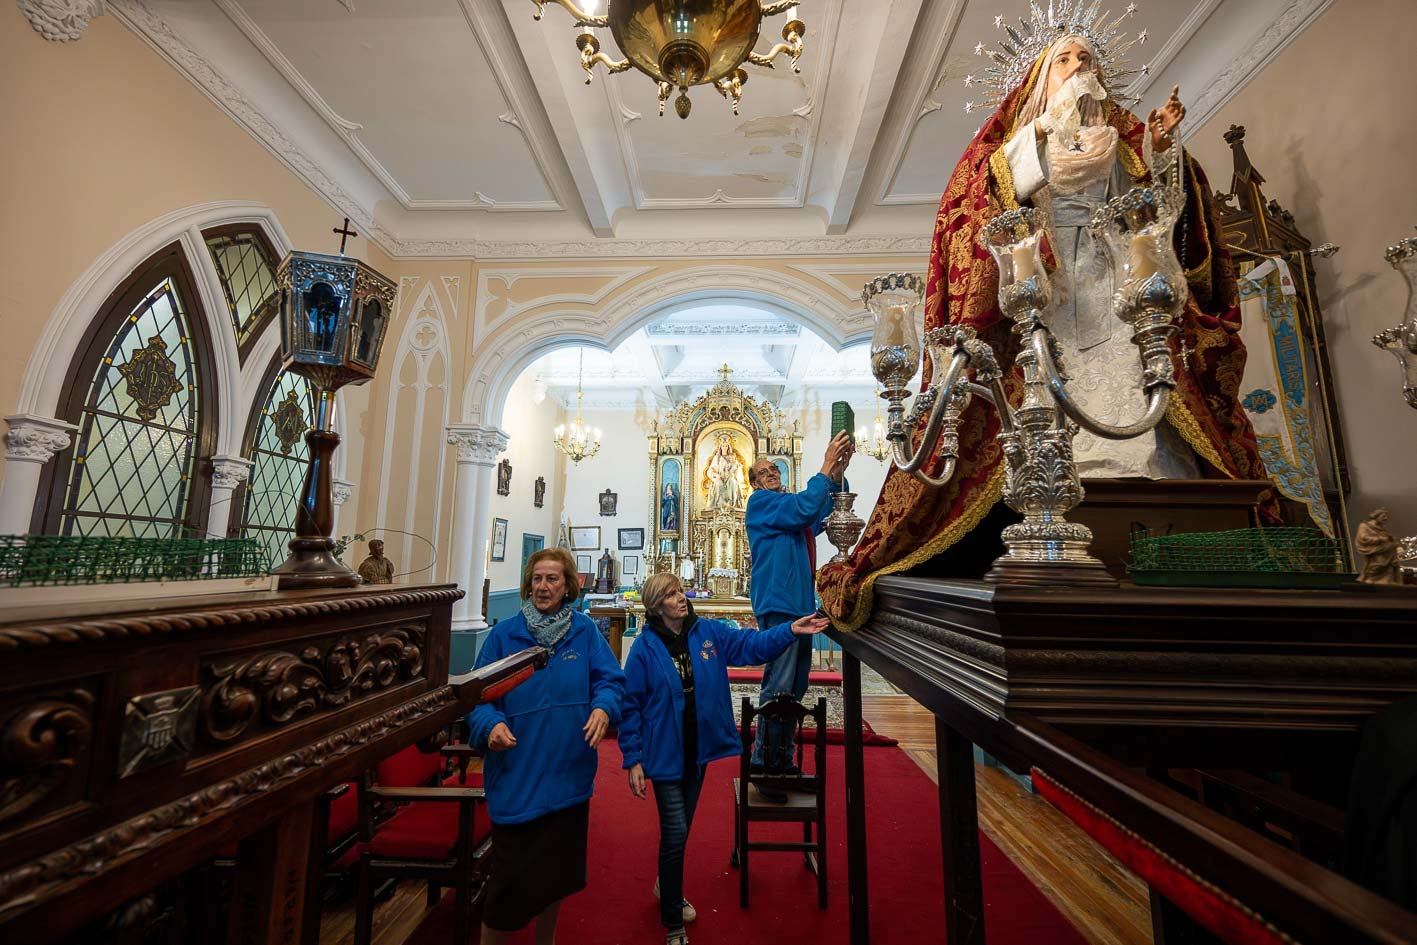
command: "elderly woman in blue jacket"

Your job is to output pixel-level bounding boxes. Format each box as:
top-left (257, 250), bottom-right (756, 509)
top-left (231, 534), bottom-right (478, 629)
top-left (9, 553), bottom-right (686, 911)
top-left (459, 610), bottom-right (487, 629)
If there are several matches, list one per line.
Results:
top-left (467, 547), bottom-right (625, 945)
top-left (620, 572), bottom-right (828, 945)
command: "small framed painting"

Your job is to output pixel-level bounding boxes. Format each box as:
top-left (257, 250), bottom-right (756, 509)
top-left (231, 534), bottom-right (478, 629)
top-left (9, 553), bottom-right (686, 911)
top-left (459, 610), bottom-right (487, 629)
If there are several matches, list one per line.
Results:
top-left (571, 525), bottom-right (601, 550)
top-left (617, 527), bottom-right (644, 551)
top-left (622, 554), bottom-right (640, 576)
top-left (576, 553), bottom-right (593, 574)
top-left (491, 518), bottom-right (508, 562)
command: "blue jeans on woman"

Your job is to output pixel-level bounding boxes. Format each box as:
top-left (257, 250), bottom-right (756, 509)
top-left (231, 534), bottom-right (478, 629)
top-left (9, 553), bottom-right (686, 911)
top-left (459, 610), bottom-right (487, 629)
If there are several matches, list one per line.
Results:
top-left (651, 766), bottom-right (704, 930)
top-left (750, 610), bottom-right (812, 770)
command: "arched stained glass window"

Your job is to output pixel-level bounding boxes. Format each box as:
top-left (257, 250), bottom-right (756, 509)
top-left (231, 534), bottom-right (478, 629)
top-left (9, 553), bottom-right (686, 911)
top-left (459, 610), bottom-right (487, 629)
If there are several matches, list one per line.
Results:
top-left (237, 364), bottom-right (314, 568)
top-left (48, 248), bottom-right (215, 538)
top-left (203, 225), bottom-right (279, 357)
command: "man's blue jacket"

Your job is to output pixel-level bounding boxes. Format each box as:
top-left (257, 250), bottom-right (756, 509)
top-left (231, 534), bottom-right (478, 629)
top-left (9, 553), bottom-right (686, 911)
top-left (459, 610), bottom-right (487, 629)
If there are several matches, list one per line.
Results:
top-left (745, 471), bottom-right (842, 618)
top-left (619, 606), bottom-right (796, 781)
top-left (466, 609), bottom-right (625, 824)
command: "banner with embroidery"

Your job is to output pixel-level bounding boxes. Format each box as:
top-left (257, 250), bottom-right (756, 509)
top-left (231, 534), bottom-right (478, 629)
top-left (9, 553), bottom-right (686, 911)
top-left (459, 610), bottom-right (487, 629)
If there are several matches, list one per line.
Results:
top-left (1236, 260), bottom-right (1333, 537)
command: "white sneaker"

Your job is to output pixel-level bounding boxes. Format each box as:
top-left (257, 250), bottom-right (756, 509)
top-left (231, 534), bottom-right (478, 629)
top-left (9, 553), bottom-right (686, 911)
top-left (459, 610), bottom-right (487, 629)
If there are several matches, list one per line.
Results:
top-left (652, 878), bottom-right (698, 924)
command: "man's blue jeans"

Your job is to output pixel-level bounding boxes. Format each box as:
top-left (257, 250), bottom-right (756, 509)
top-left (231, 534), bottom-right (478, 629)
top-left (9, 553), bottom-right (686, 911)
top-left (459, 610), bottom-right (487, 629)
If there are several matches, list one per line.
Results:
top-left (750, 610), bottom-right (812, 769)
top-left (651, 767), bottom-right (704, 930)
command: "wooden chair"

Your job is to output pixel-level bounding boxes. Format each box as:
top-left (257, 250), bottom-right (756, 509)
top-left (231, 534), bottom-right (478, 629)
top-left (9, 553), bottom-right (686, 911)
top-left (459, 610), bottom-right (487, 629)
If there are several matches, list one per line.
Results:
top-left (731, 695), bottom-right (829, 909)
top-left (352, 740), bottom-right (489, 945)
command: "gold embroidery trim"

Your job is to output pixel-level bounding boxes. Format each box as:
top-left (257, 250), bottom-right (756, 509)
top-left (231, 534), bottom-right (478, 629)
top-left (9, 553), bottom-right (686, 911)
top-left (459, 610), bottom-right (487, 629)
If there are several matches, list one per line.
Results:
top-left (835, 465), bottom-right (1007, 633)
top-left (990, 148), bottom-right (1020, 213)
top-left (1165, 399), bottom-right (1233, 478)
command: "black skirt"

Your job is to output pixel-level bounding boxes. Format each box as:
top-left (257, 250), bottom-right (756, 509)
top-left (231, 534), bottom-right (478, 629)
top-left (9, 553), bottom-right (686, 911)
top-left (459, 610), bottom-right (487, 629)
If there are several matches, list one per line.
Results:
top-left (482, 801), bottom-right (591, 931)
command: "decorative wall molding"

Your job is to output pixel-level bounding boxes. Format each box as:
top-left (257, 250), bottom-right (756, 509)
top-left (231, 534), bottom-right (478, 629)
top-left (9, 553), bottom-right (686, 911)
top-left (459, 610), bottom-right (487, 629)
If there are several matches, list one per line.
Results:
top-left (200, 626), bottom-right (426, 744)
top-left (1182, 0), bottom-right (1333, 135)
top-left (376, 280), bottom-right (452, 579)
top-left (17, 0), bottom-right (105, 42)
top-left (476, 265), bottom-right (656, 336)
top-left (402, 232), bottom-right (931, 261)
top-left (446, 425), bottom-right (509, 466)
top-left (4, 414), bottom-right (77, 463)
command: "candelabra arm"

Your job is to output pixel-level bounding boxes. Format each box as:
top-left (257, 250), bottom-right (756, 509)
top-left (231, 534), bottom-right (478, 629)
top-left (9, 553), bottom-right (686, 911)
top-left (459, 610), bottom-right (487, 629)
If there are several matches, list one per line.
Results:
top-left (746, 19), bottom-right (805, 73)
top-left (531, 0), bottom-right (609, 26)
top-left (890, 349), bottom-right (968, 474)
top-left (1031, 328), bottom-right (1171, 439)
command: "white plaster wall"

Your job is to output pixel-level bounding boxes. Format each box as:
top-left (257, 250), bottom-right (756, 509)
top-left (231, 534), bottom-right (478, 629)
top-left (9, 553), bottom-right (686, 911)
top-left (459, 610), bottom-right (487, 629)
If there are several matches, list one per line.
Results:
top-left (485, 371), bottom-right (565, 592)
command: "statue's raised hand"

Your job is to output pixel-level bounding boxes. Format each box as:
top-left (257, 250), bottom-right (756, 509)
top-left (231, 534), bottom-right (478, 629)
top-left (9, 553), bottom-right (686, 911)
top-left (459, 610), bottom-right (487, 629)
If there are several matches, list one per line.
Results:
top-left (1147, 85), bottom-right (1185, 152)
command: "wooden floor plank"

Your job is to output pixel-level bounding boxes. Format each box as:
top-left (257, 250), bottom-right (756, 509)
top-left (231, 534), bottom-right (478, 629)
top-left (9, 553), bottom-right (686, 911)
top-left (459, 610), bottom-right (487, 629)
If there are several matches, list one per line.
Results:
top-left (864, 693), bottom-right (1152, 945)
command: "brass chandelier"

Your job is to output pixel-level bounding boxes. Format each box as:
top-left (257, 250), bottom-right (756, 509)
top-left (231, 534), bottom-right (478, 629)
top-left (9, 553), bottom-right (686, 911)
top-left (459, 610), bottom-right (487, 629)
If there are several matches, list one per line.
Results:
top-left (529, 1), bottom-right (807, 118)
top-left (553, 350), bottom-right (603, 463)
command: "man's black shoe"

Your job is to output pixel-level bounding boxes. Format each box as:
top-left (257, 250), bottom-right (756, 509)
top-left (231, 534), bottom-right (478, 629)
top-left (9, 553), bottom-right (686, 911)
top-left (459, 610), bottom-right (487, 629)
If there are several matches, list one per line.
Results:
top-left (749, 762), bottom-right (766, 776)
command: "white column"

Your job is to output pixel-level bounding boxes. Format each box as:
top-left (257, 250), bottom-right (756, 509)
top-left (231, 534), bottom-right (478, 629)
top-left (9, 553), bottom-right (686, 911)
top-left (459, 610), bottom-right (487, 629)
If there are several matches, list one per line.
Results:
top-left (331, 478), bottom-right (355, 539)
top-left (207, 454), bottom-right (253, 538)
top-left (1, 414), bottom-right (77, 535)
top-left (446, 424), bottom-right (509, 630)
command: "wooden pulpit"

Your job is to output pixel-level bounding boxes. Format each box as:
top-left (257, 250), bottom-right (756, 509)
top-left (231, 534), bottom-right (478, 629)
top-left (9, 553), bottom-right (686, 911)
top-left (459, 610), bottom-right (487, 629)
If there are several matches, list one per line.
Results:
top-left (0, 583), bottom-right (544, 945)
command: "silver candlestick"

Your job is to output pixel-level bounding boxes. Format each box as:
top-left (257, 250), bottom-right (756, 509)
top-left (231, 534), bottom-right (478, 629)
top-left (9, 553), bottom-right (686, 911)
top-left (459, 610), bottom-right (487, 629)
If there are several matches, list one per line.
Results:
top-left (865, 147), bottom-right (1189, 586)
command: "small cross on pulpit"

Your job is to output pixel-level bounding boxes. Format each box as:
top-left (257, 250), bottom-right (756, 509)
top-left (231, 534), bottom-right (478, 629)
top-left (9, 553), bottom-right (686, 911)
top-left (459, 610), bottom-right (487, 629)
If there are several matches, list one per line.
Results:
top-left (717, 363), bottom-right (734, 384)
top-left (332, 217), bottom-right (358, 255)
top-left (1179, 338), bottom-right (1194, 372)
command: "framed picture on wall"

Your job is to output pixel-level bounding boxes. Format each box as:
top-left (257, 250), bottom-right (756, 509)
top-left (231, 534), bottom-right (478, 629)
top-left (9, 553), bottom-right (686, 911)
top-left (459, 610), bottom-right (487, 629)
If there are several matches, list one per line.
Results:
top-left (491, 518), bottom-right (508, 562)
top-left (617, 527), bottom-right (644, 550)
top-left (622, 554), bottom-right (640, 576)
top-left (576, 553), bottom-right (593, 574)
top-left (571, 526), bottom-right (600, 550)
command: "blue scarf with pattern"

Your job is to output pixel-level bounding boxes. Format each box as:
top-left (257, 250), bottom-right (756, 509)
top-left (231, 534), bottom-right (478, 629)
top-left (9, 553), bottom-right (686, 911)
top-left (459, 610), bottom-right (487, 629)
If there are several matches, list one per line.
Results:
top-left (521, 598), bottom-right (573, 654)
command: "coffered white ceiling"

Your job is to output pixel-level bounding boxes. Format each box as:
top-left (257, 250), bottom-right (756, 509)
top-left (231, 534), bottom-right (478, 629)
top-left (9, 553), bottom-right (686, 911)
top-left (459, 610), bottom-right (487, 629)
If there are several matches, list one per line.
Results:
top-left (117, 0), bottom-right (1330, 256)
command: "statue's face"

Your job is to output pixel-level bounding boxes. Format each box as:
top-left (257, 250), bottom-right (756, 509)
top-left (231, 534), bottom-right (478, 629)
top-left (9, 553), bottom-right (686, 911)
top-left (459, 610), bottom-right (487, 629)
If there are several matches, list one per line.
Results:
top-left (369, 540), bottom-right (384, 556)
top-left (1046, 41), bottom-right (1094, 101)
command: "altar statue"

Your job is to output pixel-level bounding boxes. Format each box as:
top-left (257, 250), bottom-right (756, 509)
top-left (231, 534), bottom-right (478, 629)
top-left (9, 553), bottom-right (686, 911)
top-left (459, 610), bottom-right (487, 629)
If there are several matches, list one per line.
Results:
top-left (819, 3), bottom-right (1274, 631)
top-left (660, 483), bottom-right (680, 531)
top-left (704, 432), bottom-right (746, 512)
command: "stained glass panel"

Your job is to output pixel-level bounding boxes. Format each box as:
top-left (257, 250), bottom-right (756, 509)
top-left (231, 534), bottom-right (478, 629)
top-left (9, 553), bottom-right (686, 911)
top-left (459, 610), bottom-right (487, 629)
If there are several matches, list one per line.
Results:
top-left (61, 278), bottom-right (201, 538)
top-left (241, 370), bottom-right (313, 568)
top-left (205, 230), bottom-right (279, 347)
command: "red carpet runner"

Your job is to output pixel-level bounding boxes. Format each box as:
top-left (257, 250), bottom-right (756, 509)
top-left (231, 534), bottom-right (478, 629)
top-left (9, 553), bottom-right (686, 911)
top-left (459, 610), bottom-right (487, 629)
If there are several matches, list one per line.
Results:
top-left (411, 740), bottom-right (1087, 944)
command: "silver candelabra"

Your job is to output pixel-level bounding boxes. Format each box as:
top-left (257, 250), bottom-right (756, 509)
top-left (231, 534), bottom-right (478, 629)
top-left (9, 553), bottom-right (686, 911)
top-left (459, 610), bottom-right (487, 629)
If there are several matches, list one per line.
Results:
top-left (1373, 229), bottom-right (1417, 409)
top-left (865, 152), bottom-right (1190, 585)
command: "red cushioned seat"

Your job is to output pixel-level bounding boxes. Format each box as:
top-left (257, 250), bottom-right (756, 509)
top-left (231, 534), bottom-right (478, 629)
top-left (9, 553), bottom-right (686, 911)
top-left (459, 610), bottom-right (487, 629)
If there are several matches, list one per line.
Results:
top-left (378, 745), bottom-right (445, 788)
top-left (443, 770), bottom-right (483, 789)
top-left (364, 802), bottom-right (465, 861)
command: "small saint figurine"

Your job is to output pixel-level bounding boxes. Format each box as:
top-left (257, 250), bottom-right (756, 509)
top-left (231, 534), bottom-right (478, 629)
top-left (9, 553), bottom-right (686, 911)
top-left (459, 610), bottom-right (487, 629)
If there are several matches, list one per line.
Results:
top-left (357, 538), bottom-right (395, 585)
top-left (1357, 508), bottom-right (1403, 585)
top-left (595, 548), bottom-right (617, 594)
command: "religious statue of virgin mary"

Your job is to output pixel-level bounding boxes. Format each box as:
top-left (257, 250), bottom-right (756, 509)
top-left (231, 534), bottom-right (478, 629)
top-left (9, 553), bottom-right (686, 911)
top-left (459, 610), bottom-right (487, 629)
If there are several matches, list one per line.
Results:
top-left (819, 2), bottom-right (1275, 630)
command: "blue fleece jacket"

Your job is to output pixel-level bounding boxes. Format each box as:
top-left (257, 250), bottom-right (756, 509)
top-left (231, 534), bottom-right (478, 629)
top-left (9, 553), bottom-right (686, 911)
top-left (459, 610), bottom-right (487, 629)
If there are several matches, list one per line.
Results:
top-left (619, 608), bottom-right (797, 781)
top-left (465, 609), bottom-right (625, 824)
top-left (745, 472), bottom-right (842, 618)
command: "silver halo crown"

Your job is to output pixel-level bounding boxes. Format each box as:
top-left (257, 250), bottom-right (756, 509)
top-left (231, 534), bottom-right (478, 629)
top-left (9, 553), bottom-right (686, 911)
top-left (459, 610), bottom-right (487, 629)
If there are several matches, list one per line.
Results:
top-left (963, 1), bottom-right (1150, 114)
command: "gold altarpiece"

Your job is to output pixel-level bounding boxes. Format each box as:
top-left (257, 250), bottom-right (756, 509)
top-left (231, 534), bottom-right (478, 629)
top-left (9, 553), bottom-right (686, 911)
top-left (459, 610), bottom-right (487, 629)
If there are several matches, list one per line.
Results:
top-left (647, 368), bottom-right (802, 597)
